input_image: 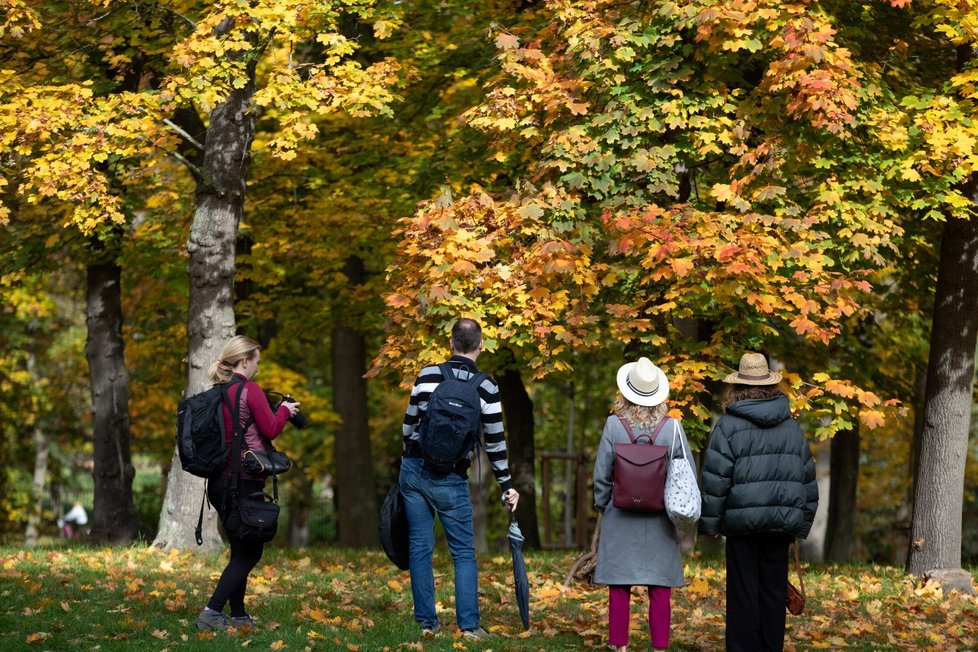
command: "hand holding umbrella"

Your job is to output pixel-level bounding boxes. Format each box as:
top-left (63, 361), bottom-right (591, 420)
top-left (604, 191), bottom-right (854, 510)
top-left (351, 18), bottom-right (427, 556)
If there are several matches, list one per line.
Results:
top-left (504, 491), bottom-right (530, 631)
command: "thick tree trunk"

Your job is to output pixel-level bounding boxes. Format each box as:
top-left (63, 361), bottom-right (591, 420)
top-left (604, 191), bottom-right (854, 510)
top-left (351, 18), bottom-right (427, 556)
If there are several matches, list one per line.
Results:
top-left (824, 426), bottom-right (859, 561)
top-left (86, 262), bottom-right (140, 543)
top-left (497, 366), bottom-right (541, 549)
top-left (332, 257), bottom-right (378, 547)
top-left (906, 195), bottom-right (978, 594)
top-left (153, 61), bottom-right (256, 551)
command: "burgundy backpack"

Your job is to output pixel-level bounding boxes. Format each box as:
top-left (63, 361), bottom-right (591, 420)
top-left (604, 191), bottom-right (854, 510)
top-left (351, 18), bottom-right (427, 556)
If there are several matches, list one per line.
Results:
top-left (612, 416), bottom-right (670, 512)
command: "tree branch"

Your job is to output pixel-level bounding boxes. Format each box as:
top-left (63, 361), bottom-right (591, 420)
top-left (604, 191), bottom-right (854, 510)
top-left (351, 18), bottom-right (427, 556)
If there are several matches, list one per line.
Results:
top-left (162, 118), bottom-right (204, 151)
top-left (169, 150), bottom-right (204, 180)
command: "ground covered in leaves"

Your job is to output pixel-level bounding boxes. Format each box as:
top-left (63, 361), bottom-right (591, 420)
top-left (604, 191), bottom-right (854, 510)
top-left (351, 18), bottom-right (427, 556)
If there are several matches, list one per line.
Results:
top-left (0, 544), bottom-right (976, 651)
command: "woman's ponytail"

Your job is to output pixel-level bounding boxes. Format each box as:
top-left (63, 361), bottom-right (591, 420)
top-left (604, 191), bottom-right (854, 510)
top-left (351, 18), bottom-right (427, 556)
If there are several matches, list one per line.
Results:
top-left (208, 335), bottom-right (262, 384)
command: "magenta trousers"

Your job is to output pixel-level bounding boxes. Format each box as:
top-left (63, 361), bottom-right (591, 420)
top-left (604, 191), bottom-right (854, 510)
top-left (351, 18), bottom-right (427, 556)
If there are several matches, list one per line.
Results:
top-left (609, 585), bottom-right (671, 648)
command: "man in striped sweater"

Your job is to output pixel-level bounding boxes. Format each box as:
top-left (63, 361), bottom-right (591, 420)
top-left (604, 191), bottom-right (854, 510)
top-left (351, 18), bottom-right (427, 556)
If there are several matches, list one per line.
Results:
top-left (399, 318), bottom-right (520, 642)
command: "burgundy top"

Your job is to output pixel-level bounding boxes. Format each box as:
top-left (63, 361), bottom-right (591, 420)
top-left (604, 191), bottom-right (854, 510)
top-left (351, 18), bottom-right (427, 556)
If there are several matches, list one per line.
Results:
top-left (221, 373), bottom-right (290, 480)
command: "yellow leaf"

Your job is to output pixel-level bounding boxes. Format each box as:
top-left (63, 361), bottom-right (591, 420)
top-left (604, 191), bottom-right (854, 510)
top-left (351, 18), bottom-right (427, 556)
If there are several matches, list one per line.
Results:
top-left (387, 579), bottom-right (403, 591)
top-left (270, 640), bottom-right (286, 650)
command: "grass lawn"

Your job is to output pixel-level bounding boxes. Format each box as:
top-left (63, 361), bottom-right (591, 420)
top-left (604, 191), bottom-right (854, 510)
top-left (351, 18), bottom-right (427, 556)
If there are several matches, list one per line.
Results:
top-left (1, 543), bottom-right (976, 651)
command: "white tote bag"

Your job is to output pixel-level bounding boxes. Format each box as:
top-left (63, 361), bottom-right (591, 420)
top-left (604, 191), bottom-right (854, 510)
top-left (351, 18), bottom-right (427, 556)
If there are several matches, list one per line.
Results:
top-left (664, 421), bottom-right (701, 530)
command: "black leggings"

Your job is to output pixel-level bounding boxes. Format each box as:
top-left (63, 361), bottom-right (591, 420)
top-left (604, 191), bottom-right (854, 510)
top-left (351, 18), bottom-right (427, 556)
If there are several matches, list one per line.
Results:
top-left (206, 478), bottom-right (265, 617)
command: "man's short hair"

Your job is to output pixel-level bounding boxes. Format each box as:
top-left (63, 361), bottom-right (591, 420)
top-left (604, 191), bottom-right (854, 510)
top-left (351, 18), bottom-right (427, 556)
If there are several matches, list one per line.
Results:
top-left (451, 319), bottom-right (482, 354)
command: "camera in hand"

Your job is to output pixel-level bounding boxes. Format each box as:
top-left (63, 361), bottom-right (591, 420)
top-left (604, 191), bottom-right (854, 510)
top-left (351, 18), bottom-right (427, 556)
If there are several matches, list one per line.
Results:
top-left (282, 394), bottom-right (308, 429)
top-left (268, 391), bottom-right (309, 429)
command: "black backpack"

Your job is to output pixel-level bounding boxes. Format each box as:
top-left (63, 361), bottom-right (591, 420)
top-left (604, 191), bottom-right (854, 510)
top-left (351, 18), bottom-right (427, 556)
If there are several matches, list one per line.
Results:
top-left (176, 377), bottom-right (243, 479)
top-left (418, 363), bottom-right (486, 475)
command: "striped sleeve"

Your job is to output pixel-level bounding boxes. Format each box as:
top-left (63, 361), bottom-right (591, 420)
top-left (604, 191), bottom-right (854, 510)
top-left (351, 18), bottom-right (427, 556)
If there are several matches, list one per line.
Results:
top-left (402, 364), bottom-right (445, 445)
top-left (401, 363), bottom-right (513, 493)
top-left (478, 375), bottom-right (513, 492)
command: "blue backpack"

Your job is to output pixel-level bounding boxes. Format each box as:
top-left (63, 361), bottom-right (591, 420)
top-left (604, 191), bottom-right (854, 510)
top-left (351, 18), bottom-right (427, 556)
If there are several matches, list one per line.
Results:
top-left (419, 363), bottom-right (486, 475)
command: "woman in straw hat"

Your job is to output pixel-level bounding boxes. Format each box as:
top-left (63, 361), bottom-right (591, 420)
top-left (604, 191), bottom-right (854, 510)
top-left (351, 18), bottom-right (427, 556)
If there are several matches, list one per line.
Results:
top-left (700, 352), bottom-right (818, 652)
top-left (592, 357), bottom-right (695, 652)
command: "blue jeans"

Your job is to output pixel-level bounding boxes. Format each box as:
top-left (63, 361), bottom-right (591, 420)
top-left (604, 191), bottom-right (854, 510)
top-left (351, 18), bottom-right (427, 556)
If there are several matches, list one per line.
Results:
top-left (399, 456), bottom-right (479, 631)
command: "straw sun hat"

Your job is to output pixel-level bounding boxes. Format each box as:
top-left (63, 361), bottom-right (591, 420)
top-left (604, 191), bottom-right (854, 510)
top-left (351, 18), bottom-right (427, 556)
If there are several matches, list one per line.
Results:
top-left (616, 357), bottom-right (669, 407)
top-left (723, 352), bottom-right (783, 386)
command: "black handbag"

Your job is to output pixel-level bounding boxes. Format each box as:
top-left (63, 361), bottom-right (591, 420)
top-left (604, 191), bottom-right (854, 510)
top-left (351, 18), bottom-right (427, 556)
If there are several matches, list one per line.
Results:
top-left (243, 448), bottom-right (292, 475)
top-left (224, 490), bottom-right (280, 542)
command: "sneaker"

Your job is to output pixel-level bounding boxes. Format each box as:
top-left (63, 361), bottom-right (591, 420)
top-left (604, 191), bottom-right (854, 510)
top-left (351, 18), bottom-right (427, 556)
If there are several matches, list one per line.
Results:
top-left (461, 627), bottom-right (490, 641)
top-left (229, 615), bottom-right (257, 630)
top-left (195, 608), bottom-right (228, 631)
top-left (421, 625), bottom-right (441, 639)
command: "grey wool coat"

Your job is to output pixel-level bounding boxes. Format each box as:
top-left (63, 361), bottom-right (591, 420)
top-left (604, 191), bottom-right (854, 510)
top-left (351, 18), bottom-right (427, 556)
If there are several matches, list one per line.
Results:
top-left (592, 415), bottom-right (695, 587)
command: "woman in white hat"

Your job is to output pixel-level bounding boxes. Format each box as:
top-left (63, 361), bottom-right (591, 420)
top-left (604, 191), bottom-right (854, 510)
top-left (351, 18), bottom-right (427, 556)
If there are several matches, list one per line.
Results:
top-left (700, 352), bottom-right (818, 652)
top-left (592, 357), bottom-right (695, 652)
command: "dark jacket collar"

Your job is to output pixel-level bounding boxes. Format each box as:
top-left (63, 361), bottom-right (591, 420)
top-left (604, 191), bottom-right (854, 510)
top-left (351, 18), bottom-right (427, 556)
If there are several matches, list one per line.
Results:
top-left (448, 355), bottom-right (479, 372)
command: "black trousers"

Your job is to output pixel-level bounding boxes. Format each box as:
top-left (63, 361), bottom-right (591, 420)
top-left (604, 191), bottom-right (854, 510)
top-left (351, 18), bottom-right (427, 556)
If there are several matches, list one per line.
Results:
top-left (206, 478), bottom-right (265, 617)
top-left (725, 533), bottom-right (793, 652)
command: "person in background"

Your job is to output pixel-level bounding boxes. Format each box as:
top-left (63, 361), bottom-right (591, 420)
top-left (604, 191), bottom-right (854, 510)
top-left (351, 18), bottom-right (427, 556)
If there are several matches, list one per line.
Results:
top-left (699, 352), bottom-right (818, 652)
top-left (399, 318), bottom-right (520, 642)
top-left (592, 357), bottom-right (693, 652)
top-left (195, 335), bottom-right (300, 632)
top-left (61, 501), bottom-right (88, 538)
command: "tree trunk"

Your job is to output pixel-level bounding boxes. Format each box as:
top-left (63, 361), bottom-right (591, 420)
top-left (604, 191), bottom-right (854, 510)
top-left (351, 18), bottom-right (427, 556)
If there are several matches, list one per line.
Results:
top-left (25, 349), bottom-right (48, 548)
top-left (332, 256), bottom-right (378, 547)
top-left (824, 425), bottom-right (859, 562)
top-left (906, 170), bottom-right (978, 594)
top-left (86, 262), bottom-right (140, 544)
top-left (25, 423), bottom-right (49, 547)
top-left (153, 58), bottom-right (257, 551)
top-left (497, 366), bottom-right (541, 549)
top-left (287, 472), bottom-right (313, 548)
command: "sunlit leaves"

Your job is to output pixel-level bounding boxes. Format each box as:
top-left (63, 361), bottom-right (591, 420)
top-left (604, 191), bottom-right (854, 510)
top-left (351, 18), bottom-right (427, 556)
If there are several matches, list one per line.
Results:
top-left (0, 75), bottom-right (174, 233)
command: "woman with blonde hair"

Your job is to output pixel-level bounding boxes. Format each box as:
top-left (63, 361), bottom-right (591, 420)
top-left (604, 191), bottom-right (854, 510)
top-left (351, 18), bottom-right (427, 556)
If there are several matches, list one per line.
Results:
top-left (195, 335), bottom-right (300, 632)
top-left (592, 357), bottom-right (694, 652)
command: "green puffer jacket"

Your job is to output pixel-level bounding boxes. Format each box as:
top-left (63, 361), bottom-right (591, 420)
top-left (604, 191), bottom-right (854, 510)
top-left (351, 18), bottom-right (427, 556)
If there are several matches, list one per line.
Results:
top-left (699, 395), bottom-right (818, 538)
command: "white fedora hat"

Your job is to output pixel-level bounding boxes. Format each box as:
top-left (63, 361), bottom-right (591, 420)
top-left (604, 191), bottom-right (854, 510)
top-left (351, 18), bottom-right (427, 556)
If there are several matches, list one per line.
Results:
top-left (616, 357), bottom-right (669, 407)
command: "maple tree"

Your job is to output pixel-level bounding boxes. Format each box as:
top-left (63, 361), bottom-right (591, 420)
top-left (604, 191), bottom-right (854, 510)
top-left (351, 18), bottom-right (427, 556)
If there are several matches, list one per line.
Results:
top-left (377, 0), bottom-right (904, 443)
top-left (373, 0), bottom-right (978, 568)
top-left (2, 0), bottom-right (401, 549)
top-left (866, 0), bottom-right (978, 592)
top-left (150, 0), bottom-right (401, 551)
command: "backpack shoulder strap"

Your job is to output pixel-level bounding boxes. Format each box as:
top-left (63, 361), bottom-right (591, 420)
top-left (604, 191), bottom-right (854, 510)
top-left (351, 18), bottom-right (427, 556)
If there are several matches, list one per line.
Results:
top-left (618, 415), bottom-right (669, 445)
top-left (227, 378), bottom-right (247, 494)
top-left (438, 362), bottom-right (455, 383)
top-left (617, 416), bottom-right (638, 443)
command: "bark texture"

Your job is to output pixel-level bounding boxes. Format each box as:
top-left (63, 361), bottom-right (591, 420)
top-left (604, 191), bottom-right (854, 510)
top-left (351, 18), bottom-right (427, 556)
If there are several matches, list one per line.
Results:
top-left (332, 257), bottom-right (378, 547)
top-left (86, 262), bottom-right (140, 544)
top-left (906, 187), bottom-right (978, 594)
top-left (153, 58), bottom-right (256, 551)
top-left (824, 426), bottom-right (859, 562)
top-left (497, 366), bottom-right (541, 549)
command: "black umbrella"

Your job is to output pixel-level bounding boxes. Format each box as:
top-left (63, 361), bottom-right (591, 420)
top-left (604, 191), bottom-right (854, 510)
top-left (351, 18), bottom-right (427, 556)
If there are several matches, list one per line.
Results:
top-left (507, 511), bottom-right (530, 630)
